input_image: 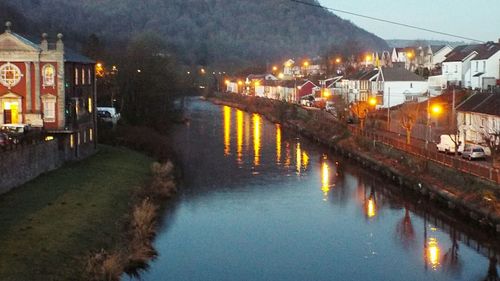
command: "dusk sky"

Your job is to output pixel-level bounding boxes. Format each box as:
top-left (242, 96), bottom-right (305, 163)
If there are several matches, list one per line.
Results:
top-left (319, 0), bottom-right (500, 42)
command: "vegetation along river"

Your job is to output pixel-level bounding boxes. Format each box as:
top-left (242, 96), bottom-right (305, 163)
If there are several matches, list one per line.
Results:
top-left (126, 97), bottom-right (500, 281)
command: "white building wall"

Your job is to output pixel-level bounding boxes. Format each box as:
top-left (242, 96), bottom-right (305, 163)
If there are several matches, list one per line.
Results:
top-left (458, 111), bottom-right (500, 148)
top-left (432, 46), bottom-right (453, 66)
top-left (471, 51), bottom-right (500, 89)
top-left (382, 81), bottom-right (428, 108)
top-left (443, 61), bottom-right (463, 85)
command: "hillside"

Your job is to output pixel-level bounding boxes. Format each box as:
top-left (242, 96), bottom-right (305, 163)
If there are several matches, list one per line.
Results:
top-left (1, 0), bottom-right (388, 68)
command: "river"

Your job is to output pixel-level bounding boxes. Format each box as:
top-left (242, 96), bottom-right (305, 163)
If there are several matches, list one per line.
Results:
top-left (127, 98), bottom-right (500, 281)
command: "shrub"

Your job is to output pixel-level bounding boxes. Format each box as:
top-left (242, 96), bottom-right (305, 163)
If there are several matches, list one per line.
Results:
top-left (86, 250), bottom-right (124, 281)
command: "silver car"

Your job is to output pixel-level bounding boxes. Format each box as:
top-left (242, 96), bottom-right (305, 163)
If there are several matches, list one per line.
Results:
top-left (461, 146), bottom-right (486, 161)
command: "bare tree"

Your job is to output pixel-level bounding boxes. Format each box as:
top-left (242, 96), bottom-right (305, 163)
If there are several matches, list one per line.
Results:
top-left (398, 102), bottom-right (420, 145)
top-left (481, 127), bottom-right (500, 168)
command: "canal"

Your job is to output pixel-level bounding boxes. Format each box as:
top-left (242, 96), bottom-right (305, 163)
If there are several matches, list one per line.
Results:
top-left (128, 98), bottom-right (500, 281)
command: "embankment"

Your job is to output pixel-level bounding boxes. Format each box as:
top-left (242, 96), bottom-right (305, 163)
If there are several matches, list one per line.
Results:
top-left (209, 93), bottom-right (500, 232)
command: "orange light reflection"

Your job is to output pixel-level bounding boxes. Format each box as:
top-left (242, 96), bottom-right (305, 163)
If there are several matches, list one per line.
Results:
top-left (223, 106), bottom-right (231, 156)
top-left (236, 110), bottom-right (243, 164)
top-left (253, 114), bottom-right (261, 166)
top-left (276, 124), bottom-right (281, 165)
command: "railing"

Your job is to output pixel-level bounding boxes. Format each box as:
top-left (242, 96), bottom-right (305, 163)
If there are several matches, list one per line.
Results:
top-left (349, 126), bottom-right (500, 184)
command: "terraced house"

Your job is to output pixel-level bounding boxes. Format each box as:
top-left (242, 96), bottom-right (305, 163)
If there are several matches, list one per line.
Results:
top-left (0, 22), bottom-right (97, 158)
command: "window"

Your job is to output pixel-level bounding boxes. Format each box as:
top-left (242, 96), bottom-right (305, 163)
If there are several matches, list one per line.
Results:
top-left (42, 64), bottom-right (55, 87)
top-left (483, 61), bottom-right (486, 72)
top-left (70, 134), bottom-right (74, 148)
top-left (88, 97), bottom-right (92, 113)
top-left (82, 68), bottom-right (86, 85)
top-left (454, 65), bottom-right (458, 73)
top-left (83, 130), bottom-right (87, 143)
top-left (0, 63), bottom-right (22, 89)
top-left (75, 67), bottom-right (79, 85)
top-left (410, 83), bottom-right (413, 88)
top-left (475, 61), bottom-right (479, 71)
top-left (88, 68), bottom-right (91, 84)
top-left (89, 128), bottom-right (93, 141)
top-left (445, 65), bottom-right (448, 73)
top-left (42, 95), bottom-right (56, 122)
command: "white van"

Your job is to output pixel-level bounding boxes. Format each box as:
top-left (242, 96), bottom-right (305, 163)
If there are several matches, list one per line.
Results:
top-left (97, 107), bottom-right (120, 124)
top-left (436, 135), bottom-right (463, 154)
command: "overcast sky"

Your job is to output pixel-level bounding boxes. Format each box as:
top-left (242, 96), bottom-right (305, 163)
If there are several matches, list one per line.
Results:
top-left (318, 0), bottom-right (500, 43)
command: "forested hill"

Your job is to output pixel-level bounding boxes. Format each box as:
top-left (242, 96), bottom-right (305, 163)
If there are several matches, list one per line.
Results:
top-left (2, 0), bottom-right (387, 68)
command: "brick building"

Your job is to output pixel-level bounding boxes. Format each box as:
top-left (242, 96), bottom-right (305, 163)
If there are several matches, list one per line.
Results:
top-left (0, 22), bottom-right (97, 158)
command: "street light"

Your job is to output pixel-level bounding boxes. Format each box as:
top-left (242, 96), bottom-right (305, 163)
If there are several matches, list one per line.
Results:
top-left (365, 55), bottom-right (372, 67)
top-left (272, 66), bottom-right (278, 72)
top-left (335, 58), bottom-right (341, 64)
top-left (369, 97), bottom-right (377, 106)
top-left (431, 104), bottom-right (443, 115)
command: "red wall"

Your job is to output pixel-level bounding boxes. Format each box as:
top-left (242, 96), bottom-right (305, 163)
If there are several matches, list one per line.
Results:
top-left (297, 82), bottom-right (316, 100)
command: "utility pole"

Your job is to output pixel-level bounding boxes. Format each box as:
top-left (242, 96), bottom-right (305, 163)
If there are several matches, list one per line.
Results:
top-left (387, 87), bottom-right (391, 131)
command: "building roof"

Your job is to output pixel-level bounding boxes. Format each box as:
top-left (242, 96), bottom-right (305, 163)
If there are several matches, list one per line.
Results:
top-left (443, 44), bottom-right (483, 62)
top-left (380, 65), bottom-right (426, 81)
top-left (471, 42), bottom-right (500, 61)
top-left (64, 48), bottom-right (95, 64)
top-left (457, 93), bottom-right (500, 116)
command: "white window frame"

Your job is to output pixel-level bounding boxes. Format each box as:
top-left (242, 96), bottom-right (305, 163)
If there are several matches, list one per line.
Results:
top-left (42, 95), bottom-right (57, 122)
top-left (82, 68), bottom-right (86, 85)
top-left (42, 64), bottom-right (55, 88)
top-left (75, 67), bottom-right (79, 85)
top-left (0, 62), bottom-right (23, 89)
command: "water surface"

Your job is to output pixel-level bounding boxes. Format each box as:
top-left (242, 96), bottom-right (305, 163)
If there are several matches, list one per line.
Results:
top-left (129, 98), bottom-right (500, 281)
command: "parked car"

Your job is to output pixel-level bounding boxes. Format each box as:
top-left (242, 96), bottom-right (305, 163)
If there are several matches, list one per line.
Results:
top-left (0, 132), bottom-right (11, 147)
top-left (300, 95), bottom-right (315, 107)
top-left (97, 107), bottom-right (120, 124)
top-left (461, 146), bottom-right (486, 161)
top-left (436, 134), bottom-right (463, 154)
top-left (0, 124), bottom-right (32, 144)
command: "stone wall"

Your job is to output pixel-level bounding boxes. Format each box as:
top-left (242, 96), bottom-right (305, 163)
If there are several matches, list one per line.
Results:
top-left (0, 140), bottom-right (63, 194)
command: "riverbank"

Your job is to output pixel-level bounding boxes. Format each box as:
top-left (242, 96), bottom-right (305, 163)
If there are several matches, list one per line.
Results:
top-left (209, 93), bottom-right (500, 232)
top-left (0, 145), bottom-right (154, 280)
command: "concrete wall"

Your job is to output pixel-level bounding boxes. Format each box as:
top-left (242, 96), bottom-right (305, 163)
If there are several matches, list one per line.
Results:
top-left (0, 140), bottom-right (63, 194)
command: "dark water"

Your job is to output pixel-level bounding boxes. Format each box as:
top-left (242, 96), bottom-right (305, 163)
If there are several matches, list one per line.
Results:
top-left (127, 98), bottom-right (500, 281)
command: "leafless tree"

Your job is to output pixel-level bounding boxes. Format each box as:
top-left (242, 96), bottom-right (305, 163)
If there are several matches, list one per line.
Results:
top-left (398, 102), bottom-right (420, 145)
top-left (481, 127), bottom-right (500, 168)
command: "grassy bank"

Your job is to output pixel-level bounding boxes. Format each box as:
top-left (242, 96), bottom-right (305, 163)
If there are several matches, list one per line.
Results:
top-left (0, 145), bottom-right (154, 281)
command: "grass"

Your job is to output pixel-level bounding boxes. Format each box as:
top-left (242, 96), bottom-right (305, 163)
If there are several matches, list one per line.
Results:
top-left (0, 145), bottom-right (154, 281)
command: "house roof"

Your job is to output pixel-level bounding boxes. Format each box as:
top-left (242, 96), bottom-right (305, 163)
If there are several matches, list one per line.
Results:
top-left (457, 93), bottom-right (500, 116)
top-left (64, 48), bottom-right (95, 64)
top-left (2, 29), bottom-right (94, 64)
top-left (443, 44), bottom-right (483, 62)
top-left (471, 42), bottom-right (500, 60)
top-left (380, 65), bottom-right (426, 81)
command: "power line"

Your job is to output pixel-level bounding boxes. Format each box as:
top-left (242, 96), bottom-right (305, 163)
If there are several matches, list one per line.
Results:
top-left (286, 0), bottom-right (485, 43)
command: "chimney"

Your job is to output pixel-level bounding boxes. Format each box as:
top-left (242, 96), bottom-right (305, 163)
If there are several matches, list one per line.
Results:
top-left (56, 33), bottom-right (64, 52)
top-left (5, 21), bottom-right (12, 33)
top-left (40, 33), bottom-right (48, 51)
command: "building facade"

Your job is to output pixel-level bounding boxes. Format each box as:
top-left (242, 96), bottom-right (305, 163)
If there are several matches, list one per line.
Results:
top-left (0, 22), bottom-right (96, 158)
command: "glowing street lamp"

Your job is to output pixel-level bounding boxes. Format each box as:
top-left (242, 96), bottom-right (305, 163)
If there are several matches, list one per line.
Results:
top-left (431, 104), bottom-right (443, 115)
top-left (272, 66), bottom-right (278, 72)
top-left (237, 80), bottom-right (243, 86)
top-left (278, 72), bottom-right (284, 79)
top-left (369, 97), bottom-right (377, 106)
top-left (335, 57), bottom-right (341, 64)
top-left (303, 61), bottom-right (309, 67)
top-left (200, 68), bottom-right (206, 75)
top-left (225, 79), bottom-right (230, 85)
top-left (365, 55), bottom-right (372, 67)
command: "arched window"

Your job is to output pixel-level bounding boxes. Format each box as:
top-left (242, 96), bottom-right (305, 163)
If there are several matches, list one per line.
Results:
top-left (42, 64), bottom-right (55, 87)
top-left (0, 63), bottom-right (22, 89)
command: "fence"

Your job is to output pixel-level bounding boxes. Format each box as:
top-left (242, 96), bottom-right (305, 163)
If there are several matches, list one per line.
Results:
top-left (349, 126), bottom-right (500, 184)
top-left (0, 134), bottom-right (49, 153)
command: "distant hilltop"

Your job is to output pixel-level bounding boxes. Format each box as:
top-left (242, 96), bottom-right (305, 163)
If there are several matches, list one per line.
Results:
top-left (386, 39), bottom-right (467, 48)
top-left (1, 0), bottom-right (387, 68)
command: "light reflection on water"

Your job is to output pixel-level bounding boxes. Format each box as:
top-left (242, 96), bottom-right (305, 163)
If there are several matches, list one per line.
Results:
top-left (128, 99), bottom-right (500, 281)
